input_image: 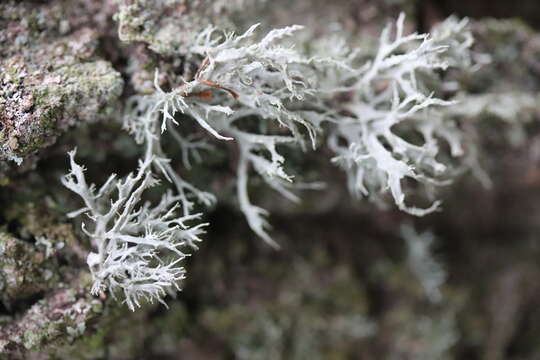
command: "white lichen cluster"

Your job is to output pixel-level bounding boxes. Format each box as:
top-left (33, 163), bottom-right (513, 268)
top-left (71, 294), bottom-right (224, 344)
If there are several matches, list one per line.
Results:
top-left (63, 147), bottom-right (207, 310)
top-left (328, 14), bottom-right (454, 215)
top-left (64, 14), bottom-right (479, 309)
top-left (327, 15), bottom-right (485, 216)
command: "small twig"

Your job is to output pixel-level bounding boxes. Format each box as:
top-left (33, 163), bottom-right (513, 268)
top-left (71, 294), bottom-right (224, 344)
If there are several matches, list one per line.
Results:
top-left (196, 78), bottom-right (239, 99)
top-left (192, 57), bottom-right (239, 100)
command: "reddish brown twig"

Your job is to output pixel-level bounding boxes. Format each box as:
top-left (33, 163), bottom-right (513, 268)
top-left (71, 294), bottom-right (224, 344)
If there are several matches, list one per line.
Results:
top-left (196, 78), bottom-right (239, 99)
top-left (191, 57), bottom-right (239, 100)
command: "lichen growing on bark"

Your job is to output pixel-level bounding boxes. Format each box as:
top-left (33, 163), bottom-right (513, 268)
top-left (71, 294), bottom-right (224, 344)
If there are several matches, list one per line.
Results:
top-left (2, 0), bottom-right (540, 359)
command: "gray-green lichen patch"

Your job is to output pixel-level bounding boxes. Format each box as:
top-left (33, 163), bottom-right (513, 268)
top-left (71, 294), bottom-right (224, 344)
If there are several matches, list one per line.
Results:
top-left (0, 232), bottom-right (62, 310)
top-left (0, 202), bottom-right (87, 310)
top-left (0, 275), bottom-right (105, 353)
top-left (0, 1), bottom-right (124, 166)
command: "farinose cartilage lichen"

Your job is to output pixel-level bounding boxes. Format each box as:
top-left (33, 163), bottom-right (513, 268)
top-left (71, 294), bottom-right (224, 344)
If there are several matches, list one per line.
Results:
top-left (63, 14), bottom-right (481, 309)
